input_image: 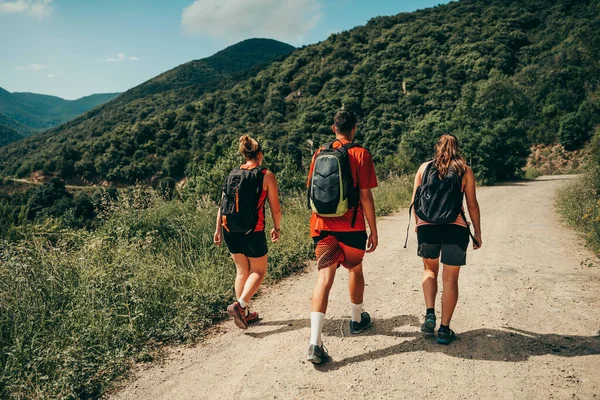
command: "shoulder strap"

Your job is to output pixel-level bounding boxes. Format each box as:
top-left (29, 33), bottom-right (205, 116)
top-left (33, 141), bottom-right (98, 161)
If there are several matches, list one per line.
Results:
top-left (324, 140), bottom-right (340, 150)
top-left (424, 160), bottom-right (434, 176)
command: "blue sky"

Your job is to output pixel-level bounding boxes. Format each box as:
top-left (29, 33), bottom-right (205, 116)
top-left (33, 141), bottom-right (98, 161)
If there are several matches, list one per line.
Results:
top-left (0, 0), bottom-right (449, 99)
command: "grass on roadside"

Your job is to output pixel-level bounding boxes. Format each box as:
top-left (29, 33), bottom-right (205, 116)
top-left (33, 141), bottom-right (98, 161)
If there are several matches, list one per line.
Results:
top-left (0, 177), bottom-right (412, 399)
top-left (557, 171), bottom-right (600, 257)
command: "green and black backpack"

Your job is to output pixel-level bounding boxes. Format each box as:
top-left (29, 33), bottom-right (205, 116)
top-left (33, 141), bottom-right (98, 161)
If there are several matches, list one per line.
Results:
top-left (308, 140), bottom-right (360, 226)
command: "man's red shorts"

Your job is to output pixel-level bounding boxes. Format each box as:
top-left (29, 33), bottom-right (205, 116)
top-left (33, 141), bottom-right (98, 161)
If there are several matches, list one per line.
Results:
top-left (313, 231), bottom-right (368, 270)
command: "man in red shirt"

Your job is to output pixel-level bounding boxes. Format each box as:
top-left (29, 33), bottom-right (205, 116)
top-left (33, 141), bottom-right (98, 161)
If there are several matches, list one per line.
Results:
top-left (306, 110), bottom-right (379, 364)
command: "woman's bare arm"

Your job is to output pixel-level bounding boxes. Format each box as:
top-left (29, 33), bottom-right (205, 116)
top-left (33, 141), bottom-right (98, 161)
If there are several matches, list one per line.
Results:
top-left (264, 171), bottom-right (282, 242)
top-left (464, 167), bottom-right (482, 249)
top-left (214, 197), bottom-right (223, 246)
top-left (411, 162), bottom-right (427, 224)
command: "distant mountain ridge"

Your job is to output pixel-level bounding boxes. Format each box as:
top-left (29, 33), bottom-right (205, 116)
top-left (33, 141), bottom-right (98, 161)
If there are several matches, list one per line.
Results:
top-left (0, 88), bottom-right (120, 146)
top-left (0, 38), bottom-right (295, 150)
top-left (0, 38), bottom-right (296, 178)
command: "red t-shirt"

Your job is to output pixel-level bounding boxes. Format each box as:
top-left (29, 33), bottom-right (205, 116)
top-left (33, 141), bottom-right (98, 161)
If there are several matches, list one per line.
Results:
top-left (307, 139), bottom-right (378, 236)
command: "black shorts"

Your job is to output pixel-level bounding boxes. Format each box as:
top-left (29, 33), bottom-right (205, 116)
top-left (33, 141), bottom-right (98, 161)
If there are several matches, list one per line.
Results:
top-left (417, 225), bottom-right (470, 266)
top-left (223, 230), bottom-right (268, 258)
top-left (312, 231), bottom-right (368, 251)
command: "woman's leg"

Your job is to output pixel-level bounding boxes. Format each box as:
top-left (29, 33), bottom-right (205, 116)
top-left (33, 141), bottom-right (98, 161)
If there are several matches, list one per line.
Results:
top-left (231, 253), bottom-right (250, 300)
top-left (422, 258), bottom-right (440, 309)
top-left (441, 265), bottom-right (461, 325)
top-left (239, 255), bottom-right (268, 303)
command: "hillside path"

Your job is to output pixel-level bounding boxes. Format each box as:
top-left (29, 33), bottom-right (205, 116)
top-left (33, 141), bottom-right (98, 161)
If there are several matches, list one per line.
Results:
top-left (114, 175), bottom-right (600, 400)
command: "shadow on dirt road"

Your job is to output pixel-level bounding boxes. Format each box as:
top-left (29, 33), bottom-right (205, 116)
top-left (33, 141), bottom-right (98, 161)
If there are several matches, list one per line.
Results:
top-left (246, 316), bottom-right (600, 369)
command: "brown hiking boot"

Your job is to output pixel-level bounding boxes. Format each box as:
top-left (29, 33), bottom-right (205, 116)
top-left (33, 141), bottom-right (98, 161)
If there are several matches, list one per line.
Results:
top-left (246, 311), bottom-right (260, 324)
top-left (227, 301), bottom-right (248, 329)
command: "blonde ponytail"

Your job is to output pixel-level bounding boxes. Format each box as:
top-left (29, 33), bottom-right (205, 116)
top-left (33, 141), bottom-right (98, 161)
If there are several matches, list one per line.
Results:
top-left (239, 135), bottom-right (262, 160)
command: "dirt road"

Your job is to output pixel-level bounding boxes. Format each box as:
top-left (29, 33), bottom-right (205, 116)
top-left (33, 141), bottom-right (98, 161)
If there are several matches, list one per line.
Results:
top-left (114, 175), bottom-right (600, 400)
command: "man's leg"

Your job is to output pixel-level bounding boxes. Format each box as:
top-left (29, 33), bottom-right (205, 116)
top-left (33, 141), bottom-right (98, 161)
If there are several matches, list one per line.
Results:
top-left (310, 263), bottom-right (337, 346)
top-left (348, 263), bottom-right (364, 322)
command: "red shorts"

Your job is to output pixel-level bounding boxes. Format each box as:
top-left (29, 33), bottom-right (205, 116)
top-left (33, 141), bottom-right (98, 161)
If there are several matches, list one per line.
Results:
top-left (313, 231), bottom-right (368, 270)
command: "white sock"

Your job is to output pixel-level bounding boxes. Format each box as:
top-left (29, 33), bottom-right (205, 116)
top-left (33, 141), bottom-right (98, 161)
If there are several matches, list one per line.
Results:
top-left (238, 299), bottom-right (248, 309)
top-left (310, 312), bottom-right (326, 346)
top-left (351, 303), bottom-right (363, 323)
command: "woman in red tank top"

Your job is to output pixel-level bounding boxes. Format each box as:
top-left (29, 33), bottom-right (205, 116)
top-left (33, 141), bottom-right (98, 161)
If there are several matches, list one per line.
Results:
top-left (214, 135), bottom-right (282, 330)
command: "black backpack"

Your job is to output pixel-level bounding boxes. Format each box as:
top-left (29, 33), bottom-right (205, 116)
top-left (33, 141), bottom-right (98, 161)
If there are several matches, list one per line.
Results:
top-left (404, 161), bottom-right (478, 247)
top-left (307, 140), bottom-right (360, 227)
top-left (220, 166), bottom-right (265, 234)
top-left (415, 161), bottom-right (464, 224)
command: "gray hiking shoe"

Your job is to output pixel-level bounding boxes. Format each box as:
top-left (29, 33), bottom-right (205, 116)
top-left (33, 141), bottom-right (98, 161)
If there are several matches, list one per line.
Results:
top-left (307, 344), bottom-right (330, 364)
top-left (349, 311), bottom-right (373, 334)
top-left (421, 313), bottom-right (436, 334)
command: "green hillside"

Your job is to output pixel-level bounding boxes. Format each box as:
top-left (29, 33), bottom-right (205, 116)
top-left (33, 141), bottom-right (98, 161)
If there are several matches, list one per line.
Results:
top-left (0, 112), bottom-right (32, 137)
top-left (0, 123), bottom-right (22, 147)
top-left (0, 87), bottom-right (120, 132)
top-left (0, 38), bottom-right (295, 177)
top-left (0, 0), bottom-right (598, 185)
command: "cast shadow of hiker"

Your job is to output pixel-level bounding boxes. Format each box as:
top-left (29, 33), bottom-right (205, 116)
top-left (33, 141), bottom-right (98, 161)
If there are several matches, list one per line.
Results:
top-left (244, 314), bottom-right (419, 340)
top-left (245, 316), bottom-right (600, 370)
top-left (318, 327), bottom-right (600, 372)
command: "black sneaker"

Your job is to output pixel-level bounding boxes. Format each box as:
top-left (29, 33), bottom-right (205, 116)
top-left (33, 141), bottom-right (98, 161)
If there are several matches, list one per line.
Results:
top-left (349, 311), bottom-right (373, 334)
top-left (307, 344), bottom-right (330, 364)
top-left (437, 328), bottom-right (457, 345)
top-left (420, 313), bottom-right (436, 334)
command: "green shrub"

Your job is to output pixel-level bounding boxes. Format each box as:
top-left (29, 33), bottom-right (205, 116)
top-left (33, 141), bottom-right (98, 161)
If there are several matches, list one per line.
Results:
top-left (524, 168), bottom-right (542, 180)
top-left (558, 113), bottom-right (591, 151)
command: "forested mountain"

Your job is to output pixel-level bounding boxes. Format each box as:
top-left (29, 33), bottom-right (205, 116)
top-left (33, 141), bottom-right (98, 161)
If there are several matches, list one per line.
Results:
top-left (0, 123), bottom-right (22, 147)
top-left (0, 88), bottom-right (120, 134)
top-left (0, 0), bottom-right (598, 185)
top-left (0, 38), bottom-right (295, 177)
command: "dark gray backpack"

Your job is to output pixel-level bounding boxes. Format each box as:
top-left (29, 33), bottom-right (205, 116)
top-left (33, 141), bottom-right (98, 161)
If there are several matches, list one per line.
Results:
top-left (404, 161), bottom-right (478, 247)
top-left (307, 140), bottom-right (360, 226)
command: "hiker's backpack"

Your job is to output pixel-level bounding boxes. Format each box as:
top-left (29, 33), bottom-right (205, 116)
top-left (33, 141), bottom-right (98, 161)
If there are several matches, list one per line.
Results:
top-left (414, 161), bottom-right (464, 224)
top-left (220, 166), bottom-right (265, 234)
top-left (404, 161), bottom-right (479, 247)
top-left (308, 140), bottom-right (360, 226)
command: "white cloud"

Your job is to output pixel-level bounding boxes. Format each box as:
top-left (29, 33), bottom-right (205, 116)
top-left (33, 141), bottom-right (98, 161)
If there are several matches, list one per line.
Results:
top-left (0, 0), bottom-right (52, 17)
top-left (100, 53), bottom-right (139, 63)
top-left (47, 73), bottom-right (56, 78)
top-left (181, 0), bottom-right (322, 44)
top-left (15, 63), bottom-right (48, 71)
